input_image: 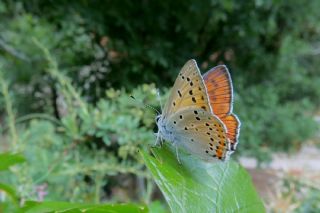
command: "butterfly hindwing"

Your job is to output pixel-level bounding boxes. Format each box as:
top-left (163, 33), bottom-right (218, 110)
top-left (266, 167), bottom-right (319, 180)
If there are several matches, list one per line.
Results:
top-left (166, 108), bottom-right (231, 161)
top-left (220, 114), bottom-right (240, 150)
top-left (163, 60), bottom-right (212, 117)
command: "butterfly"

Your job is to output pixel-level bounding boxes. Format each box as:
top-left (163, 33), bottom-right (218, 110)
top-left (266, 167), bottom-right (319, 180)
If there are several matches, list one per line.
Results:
top-left (156, 59), bottom-right (240, 161)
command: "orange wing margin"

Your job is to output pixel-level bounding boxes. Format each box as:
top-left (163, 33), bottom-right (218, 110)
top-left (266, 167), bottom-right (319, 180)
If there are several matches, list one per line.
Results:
top-left (203, 65), bottom-right (240, 150)
top-left (220, 114), bottom-right (240, 150)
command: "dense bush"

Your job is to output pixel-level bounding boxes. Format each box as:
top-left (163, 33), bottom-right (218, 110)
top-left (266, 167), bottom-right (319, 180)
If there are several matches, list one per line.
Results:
top-left (1, 58), bottom-right (160, 203)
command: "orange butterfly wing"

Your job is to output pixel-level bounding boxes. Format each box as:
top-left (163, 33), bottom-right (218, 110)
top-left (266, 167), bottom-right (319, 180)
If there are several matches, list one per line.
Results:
top-left (220, 114), bottom-right (240, 150)
top-left (203, 65), bottom-right (240, 150)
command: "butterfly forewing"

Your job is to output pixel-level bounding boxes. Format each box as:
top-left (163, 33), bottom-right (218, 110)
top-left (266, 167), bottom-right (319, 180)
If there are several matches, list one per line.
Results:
top-left (203, 65), bottom-right (241, 151)
top-left (163, 59), bottom-right (212, 117)
top-left (166, 108), bottom-right (231, 161)
top-left (203, 65), bottom-right (233, 116)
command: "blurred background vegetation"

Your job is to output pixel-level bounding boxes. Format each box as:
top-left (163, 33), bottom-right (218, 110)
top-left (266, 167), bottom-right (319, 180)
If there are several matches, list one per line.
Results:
top-left (0, 0), bottom-right (319, 212)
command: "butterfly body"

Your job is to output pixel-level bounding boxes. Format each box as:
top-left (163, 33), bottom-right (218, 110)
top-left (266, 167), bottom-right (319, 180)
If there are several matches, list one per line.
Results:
top-left (156, 59), bottom-right (240, 161)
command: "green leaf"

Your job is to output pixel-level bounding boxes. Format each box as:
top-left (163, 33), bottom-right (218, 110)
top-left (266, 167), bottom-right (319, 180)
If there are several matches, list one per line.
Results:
top-left (21, 201), bottom-right (148, 213)
top-left (142, 145), bottom-right (265, 213)
top-left (0, 183), bottom-right (18, 202)
top-left (148, 201), bottom-right (168, 213)
top-left (0, 153), bottom-right (25, 171)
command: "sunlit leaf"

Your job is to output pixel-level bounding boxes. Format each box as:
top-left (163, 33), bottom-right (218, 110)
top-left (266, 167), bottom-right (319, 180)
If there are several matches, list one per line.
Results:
top-left (142, 145), bottom-right (265, 212)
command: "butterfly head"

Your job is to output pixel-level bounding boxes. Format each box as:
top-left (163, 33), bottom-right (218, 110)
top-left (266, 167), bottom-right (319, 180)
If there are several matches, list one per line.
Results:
top-left (155, 114), bottom-right (174, 143)
top-left (155, 114), bottom-right (165, 135)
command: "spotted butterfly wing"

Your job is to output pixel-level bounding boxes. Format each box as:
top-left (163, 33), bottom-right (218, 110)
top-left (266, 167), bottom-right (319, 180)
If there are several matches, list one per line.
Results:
top-left (203, 65), bottom-right (240, 150)
top-left (162, 59), bottom-right (212, 116)
top-left (158, 60), bottom-right (232, 161)
top-left (220, 114), bottom-right (239, 150)
top-left (165, 108), bottom-right (231, 160)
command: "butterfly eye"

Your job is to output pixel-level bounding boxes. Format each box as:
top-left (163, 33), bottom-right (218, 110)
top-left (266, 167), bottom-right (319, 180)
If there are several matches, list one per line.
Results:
top-left (155, 116), bottom-right (161, 123)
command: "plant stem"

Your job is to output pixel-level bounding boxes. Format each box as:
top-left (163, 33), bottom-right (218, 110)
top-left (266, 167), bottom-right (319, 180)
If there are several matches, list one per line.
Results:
top-left (0, 70), bottom-right (19, 151)
top-left (33, 38), bottom-right (88, 115)
top-left (94, 174), bottom-right (102, 204)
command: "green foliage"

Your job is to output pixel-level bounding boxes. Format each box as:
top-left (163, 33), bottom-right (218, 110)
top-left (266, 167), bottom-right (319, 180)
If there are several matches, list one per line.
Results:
top-left (148, 201), bottom-right (168, 213)
top-left (0, 152), bottom-right (24, 212)
top-left (20, 201), bottom-right (148, 213)
top-left (1, 0), bottom-right (319, 162)
top-left (0, 183), bottom-right (18, 201)
top-left (142, 145), bottom-right (265, 212)
top-left (1, 0), bottom-right (320, 211)
top-left (0, 88), bottom-right (157, 202)
top-left (0, 153), bottom-right (148, 213)
top-left (296, 189), bottom-right (320, 213)
top-left (1, 50), bottom-right (160, 204)
top-left (0, 153), bottom-right (25, 171)
top-left (235, 86), bottom-right (318, 161)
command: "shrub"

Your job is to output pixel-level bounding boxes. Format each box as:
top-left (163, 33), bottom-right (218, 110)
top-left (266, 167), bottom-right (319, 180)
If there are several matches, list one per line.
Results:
top-left (1, 61), bottom-right (160, 202)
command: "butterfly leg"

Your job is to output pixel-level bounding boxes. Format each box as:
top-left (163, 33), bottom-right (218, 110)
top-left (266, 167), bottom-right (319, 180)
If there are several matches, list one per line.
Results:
top-left (153, 131), bottom-right (162, 147)
top-left (153, 133), bottom-right (159, 147)
top-left (160, 135), bottom-right (164, 146)
top-left (172, 142), bottom-right (181, 164)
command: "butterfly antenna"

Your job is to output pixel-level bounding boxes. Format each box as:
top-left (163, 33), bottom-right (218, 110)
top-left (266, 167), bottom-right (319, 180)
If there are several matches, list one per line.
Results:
top-left (157, 89), bottom-right (163, 112)
top-left (130, 95), bottom-right (160, 115)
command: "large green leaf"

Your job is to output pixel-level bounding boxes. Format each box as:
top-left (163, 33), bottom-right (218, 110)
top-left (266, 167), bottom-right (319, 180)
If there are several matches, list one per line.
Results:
top-left (0, 153), bottom-right (25, 171)
top-left (142, 145), bottom-right (265, 213)
top-left (20, 201), bottom-right (148, 213)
